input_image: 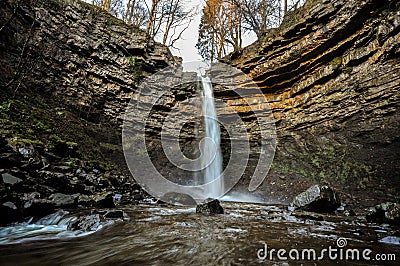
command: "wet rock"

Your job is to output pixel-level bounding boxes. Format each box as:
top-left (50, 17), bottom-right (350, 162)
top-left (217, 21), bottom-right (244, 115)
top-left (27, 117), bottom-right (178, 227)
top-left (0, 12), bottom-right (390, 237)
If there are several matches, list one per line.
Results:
top-left (336, 204), bottom-right (356, 216)
top-left (52, 165), bottom-right (73, 173)
top-left (77, 194), bottom-right (95, 207)
top-left (20, 191), bottom-right (45, 206)
top-left (0, 201), bottom-right (21, 225)
top-left (131, 193), bottom-right (144, 201)
top-left (290, 185), bottom-right (340, 213)
top-left (23, 199), bottom-right (55, 218)
top-left (38, 170), bottom-right (71, 191)
top-left (20, 160), bottom-right (43, 171)
top-left (67, 214), bottom-right (104, 231)
top-left (23, 191), bottom-right (41, 201)
top-left (2, 173), bottom-right (23, 185)
top-left (343, 210), bottom-right (356, 217)
top-left (113, 193), bottom-right (140, 205)
top-left (366, 202), bottom-right (400, 226)
top-left (104, 210), bottom-right (124, 219)
top-left (293, 212), bottom-right (324, 221)
top-left (196, 199), bottom-right (224, 215)
top-left (0, 136), bottom-right (7, 149)
top-left (160, 192), bottom-right (197, 206)
top-left (93, 191), bottom-right (115, 208)
top-left (49, 193), bottom-right (79, 208)
top-left (18, 144), bottom-right (35, 157)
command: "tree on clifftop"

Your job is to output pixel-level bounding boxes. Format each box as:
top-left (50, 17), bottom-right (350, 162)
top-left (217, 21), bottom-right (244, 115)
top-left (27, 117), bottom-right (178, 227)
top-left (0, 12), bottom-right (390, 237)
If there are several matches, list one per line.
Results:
top-left (90, 0), bottom-right (195, 48)
top-left (145, 0), bottom-right (195, 48)
top-left (232, 0), bottom-right (281, 39)
top-left (100, 0), bottom-right (111, 10)
top-left (196, 0), bottom-right (242, 61)
top-left (91, 0), bottom-right (124, 18)
top-left (123, 0), bottom-right (148, 28)
top-left (197, 0), bottom-right (306, 61)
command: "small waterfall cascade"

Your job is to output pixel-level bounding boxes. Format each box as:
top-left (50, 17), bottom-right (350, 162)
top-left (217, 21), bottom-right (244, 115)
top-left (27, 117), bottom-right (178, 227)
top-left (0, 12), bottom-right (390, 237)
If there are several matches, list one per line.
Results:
top-left (200, 76), bottom-right (224, 198)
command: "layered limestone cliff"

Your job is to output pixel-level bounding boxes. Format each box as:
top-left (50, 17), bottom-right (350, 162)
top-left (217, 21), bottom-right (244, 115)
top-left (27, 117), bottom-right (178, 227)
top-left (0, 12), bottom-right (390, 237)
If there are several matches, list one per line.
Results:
top-left (0, 0), bottom-right (178, 170)
top-left (219, 0), bottom-right (400, 205)
top-left (0, 0), bottom-right (186, 220)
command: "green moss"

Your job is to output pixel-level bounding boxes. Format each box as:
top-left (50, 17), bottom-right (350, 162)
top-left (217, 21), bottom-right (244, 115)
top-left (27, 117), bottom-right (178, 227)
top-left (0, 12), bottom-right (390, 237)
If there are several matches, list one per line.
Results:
top-left (64, 157), bottom-right (79, 166)
top-left (272, 144), bottom-right (373, 187)
top-left (56, 111), bottom-right (65, 117)
top-left (341, 66), bottom-right (353, 74)
top-left (0, 100), bottom-right (13, 113)
top-left (128, 56), bottom-right (144, 82)
top-left (8, 138), bottom-right (44, 147)
top-left (0, 89), bottom-right (123, 174)
top-left (330, 57), bottom-right (342, 70)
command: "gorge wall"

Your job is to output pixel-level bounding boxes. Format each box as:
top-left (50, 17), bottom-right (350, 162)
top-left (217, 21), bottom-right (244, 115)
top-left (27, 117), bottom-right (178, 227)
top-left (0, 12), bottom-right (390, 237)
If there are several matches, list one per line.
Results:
top-left (0, 0), bottom-right (179, 171)
top-left (219, 0), bottom-right (400, 206)
top-left (0, 0), bottom-right (191, 220)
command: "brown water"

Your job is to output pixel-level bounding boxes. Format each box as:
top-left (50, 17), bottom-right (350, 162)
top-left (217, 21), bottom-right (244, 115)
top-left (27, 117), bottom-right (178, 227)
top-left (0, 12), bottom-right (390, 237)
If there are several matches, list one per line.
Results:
top-left (0, 202), bottom-right (399, 265)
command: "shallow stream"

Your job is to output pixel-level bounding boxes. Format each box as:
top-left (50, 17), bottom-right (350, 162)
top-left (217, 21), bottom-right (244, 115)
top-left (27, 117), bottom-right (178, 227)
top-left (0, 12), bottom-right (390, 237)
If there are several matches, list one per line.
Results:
top-left (0, 202), bottom-right (399, 265)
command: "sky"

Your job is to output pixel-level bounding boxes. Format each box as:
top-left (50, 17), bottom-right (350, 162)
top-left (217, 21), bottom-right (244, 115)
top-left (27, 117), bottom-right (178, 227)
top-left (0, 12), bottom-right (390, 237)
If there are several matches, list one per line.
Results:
top-left (83, 0), bottom-right (305, 66)
top-left (167, 1), bottom-right (204, 63)
top-left (165, 1), bottom-right (257, 64)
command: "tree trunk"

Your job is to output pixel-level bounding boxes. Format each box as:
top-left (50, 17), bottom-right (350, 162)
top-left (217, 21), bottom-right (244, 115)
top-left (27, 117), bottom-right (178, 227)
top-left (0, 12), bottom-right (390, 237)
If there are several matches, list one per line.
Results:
top-left (146, 0), bottom-right (158, 40)
top-left (124, 0), bottom-right (132, 23)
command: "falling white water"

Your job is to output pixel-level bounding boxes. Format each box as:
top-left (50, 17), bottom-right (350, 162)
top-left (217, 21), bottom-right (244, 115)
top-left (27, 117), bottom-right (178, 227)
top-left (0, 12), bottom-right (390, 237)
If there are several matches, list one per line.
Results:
top-left (200, 76), bottom-right (224, 199)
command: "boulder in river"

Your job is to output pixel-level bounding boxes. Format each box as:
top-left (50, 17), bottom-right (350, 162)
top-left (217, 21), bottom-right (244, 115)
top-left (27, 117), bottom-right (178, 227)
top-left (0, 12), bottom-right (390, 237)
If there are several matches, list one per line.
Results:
top-left (196, 199), bottom-right (224, 215)
top-left (160, 192), bottom-right (197, 206)
top-left (49, 193), bottom-right (79, 208)
top-left (93, 191), bottom-right (115, 208)
top-left (77, 194), bottom-right (95, 207)
top-left (289, 185), bottom-right (340, 213)
top-left (67, 214), bottom-right (104, 231)
top-left (366, 202), bottom-right (400, 226)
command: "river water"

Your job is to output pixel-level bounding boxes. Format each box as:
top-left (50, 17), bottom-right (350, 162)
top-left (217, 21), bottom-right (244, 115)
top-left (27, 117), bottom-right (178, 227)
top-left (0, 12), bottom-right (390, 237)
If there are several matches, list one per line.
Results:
top-left (0, 202), bottom-right (399, 265)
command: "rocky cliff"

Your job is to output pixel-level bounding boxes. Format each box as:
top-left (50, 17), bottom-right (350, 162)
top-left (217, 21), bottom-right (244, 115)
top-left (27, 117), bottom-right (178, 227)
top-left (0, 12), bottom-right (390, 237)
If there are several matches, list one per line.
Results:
top-left (219, 0), bottom-right (400, 206)
top-left (0, 0), bottom-right (181, 224)
top-left (0, 0), bottom-right (177, 168)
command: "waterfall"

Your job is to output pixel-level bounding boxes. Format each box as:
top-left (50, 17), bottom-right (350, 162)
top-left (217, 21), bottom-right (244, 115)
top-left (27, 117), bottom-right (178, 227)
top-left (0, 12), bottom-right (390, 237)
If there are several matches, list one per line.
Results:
top-left (200, 76), bottom-right (224, 199)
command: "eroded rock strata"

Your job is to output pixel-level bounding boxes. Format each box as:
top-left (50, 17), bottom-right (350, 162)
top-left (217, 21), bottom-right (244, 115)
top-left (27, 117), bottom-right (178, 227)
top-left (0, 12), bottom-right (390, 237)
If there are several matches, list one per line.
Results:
top-left (219, 0), bottom-right (400, 205)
